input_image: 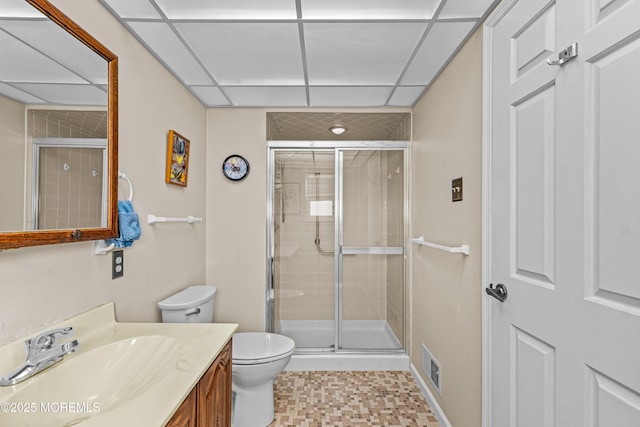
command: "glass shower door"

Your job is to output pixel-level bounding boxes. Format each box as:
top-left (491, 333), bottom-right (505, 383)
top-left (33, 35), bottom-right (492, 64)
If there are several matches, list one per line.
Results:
top-left (337, 149), bottom-right (405, 351)
top-left (270, 149), bottom-right (336, 351)
top-left (269, 145), bottom-right (406, 353)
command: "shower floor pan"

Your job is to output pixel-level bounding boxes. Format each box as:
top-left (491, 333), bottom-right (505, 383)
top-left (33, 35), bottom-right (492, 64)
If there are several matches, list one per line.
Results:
top-left (278, 320), bottom-right (408, 371)
top-left (278, 320), bottom-right (402, 350)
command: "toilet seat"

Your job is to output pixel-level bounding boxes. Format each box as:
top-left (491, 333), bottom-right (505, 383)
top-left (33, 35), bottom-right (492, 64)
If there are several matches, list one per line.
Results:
top-left (232, 332), bottom-right (295, 365)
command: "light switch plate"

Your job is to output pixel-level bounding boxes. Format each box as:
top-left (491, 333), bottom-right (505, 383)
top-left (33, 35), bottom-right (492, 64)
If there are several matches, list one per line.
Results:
top-left (452, 177), bottom-right (463, 202)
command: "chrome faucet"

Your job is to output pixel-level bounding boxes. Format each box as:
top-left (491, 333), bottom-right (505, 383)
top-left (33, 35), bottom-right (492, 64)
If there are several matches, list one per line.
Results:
top-left (0, 327), bottom-right (79, 386)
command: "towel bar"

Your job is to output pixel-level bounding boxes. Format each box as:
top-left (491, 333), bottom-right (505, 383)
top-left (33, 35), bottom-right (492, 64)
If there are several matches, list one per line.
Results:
top-left (411, 237), bottom-right (469, 255)
top-left (147, 214), bottom-right (202, 224)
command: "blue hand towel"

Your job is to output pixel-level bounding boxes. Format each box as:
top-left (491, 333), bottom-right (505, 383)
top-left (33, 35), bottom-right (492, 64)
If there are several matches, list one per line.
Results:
top-left (106, 200), bottom-right (141, 248)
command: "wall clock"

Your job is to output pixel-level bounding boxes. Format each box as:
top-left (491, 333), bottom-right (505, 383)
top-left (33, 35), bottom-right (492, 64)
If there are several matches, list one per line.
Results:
top-left (222, 155), bottom-right (250, 181)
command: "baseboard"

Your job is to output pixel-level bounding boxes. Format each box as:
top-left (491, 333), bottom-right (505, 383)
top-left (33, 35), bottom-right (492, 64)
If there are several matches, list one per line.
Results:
top-left (410, 363), bottom-right (453, 427)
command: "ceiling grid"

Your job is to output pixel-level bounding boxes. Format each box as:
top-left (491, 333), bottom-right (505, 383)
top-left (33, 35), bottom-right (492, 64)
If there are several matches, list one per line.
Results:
top-left (0, 0), bottom-right (499, 108)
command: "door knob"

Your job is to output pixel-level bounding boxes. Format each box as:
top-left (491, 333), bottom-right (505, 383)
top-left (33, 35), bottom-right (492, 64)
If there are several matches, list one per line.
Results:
top-left (486, 283), bottom-right (508, 302)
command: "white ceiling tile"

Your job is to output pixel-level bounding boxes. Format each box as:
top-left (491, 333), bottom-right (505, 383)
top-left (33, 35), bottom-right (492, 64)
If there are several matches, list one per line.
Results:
top-left (401, 21), bottom-right (475, 85)
top-left (1, 20), bottom-right (108, 85)
top-left (223, 87), bottom-right (306, 107)
top-left (301, 0), bottom-right (441, 19)
top-left (100, 0), bottom-right (160, 19)
top-left (0, 82), bottom-right (45, 104)
top-left (191, 86), bottom-right (231, 106)
top-left (128, 22), bottom-right (213, 85)
top-left (304, 23), bottom-right (426, 85)
top-left (439, 0), bottom-right (495, 19)
top-left (175, 23), bottom-right (304, 85)
top-left (309, 86), bottom-right (392, 106)
top-left (388, 86), bottom-right (426, 106)
top-left (154, 0), bottom-right (297, 19)
top-left (0, 0), bottom-right (44, 18)
top-left (12, 84), bottom-right (107, 106)
top-left (0, 31), bottom-right (85, 84)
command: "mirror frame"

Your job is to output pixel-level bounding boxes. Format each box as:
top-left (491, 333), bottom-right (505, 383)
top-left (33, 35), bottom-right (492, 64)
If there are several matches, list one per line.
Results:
top-left (0, 0), bottom-right (118, 250)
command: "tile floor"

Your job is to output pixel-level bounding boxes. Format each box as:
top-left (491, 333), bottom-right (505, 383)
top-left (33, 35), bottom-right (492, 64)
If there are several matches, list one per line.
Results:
top-left (269, 371), bottom-right (440, 427)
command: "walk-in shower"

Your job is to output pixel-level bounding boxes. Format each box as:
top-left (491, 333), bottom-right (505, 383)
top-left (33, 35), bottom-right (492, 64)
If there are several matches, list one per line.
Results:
top-left (267, 141), bottom-right (408, 364)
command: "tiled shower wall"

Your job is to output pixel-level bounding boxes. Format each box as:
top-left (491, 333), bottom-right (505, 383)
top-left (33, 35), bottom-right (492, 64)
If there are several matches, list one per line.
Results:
top-left (37, 147), bottom-right (104, 229)
top-left (275, 157), bottom-right (335, 321)
top-left (385, 150), bottom-right (405, 341)
top-left (275, 150), bottom-right (404, 343)
top-left (27, 110), bottom-right (108, 230)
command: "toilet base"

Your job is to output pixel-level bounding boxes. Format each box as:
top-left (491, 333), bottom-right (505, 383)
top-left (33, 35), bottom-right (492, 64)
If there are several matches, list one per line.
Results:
top-left (232, 379), bottom-right (275, 427)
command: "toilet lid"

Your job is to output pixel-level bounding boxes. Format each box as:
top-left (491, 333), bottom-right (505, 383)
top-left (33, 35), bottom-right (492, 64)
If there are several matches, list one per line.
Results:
top-left (232, 333), bottom-right (295, 365)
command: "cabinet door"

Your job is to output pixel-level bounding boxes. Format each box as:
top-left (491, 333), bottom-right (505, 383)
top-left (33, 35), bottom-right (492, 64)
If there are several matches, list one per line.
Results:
top-left (166, 388), bottom-right (197, 427)
top-left (198, 340), bottom-right (232, 427)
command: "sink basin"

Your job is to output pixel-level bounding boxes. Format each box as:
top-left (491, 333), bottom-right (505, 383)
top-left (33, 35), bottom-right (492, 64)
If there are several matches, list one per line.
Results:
top-left (0, 335), bottom-right (180, 427)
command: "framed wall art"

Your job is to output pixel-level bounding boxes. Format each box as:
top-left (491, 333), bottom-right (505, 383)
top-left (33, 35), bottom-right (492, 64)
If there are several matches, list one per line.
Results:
top-left (165, 130), bottom-right (190, 187)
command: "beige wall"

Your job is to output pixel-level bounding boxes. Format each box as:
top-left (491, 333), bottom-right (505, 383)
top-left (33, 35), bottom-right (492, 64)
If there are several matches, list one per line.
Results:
top-left (411, 27), bottom-right (483, 427)
top-left (0, 95), bottom-right (26, 231)
top-left (0, 0), bottom-right (206, 345)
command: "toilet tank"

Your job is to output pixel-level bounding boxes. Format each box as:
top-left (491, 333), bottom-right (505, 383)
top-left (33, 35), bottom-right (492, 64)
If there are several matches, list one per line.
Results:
top-left (157, 286), bottom-right (216, 323)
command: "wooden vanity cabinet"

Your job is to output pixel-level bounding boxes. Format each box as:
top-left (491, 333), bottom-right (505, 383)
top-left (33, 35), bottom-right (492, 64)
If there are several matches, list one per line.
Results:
top-left (198, 339), bottom-right (232, 427)
top-left (166, 340), bottom-right (232, 427)
top-left (166, 388), bottom-right (197, 427)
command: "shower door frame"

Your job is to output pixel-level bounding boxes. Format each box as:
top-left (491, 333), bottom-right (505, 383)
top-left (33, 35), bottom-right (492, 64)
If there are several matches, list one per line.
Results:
top-left (267, 140), bottom-right (409, 354)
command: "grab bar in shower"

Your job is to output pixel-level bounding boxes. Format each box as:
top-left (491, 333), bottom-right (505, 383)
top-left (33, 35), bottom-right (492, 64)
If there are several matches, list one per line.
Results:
top-left (411, 237), bottom-right (469, 255)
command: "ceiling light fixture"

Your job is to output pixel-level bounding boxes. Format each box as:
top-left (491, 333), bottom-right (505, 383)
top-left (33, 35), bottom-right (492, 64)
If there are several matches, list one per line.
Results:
top-left (329, 125), bottom-right (347, 135)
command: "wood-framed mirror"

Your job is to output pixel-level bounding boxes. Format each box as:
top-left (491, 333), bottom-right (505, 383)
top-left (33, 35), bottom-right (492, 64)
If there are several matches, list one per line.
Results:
top-left (0, 0), bottom-right (118, 249)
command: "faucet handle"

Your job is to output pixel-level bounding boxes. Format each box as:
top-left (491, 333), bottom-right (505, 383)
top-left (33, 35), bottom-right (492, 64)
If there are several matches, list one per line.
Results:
top-left (26, 327), bottom-right (74, 352)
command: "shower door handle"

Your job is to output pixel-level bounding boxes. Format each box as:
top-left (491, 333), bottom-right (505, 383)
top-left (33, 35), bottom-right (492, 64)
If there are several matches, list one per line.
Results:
top-left (269, 257), bottom-right (275, 302)
top-left (486, 283), bottom-right (508, 302)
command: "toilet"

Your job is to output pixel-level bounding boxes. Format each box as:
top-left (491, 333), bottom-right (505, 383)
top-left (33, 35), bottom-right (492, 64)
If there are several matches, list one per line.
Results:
top-left (231, 332), bottom-right (295, 427)
top-left (158, 286), bottom-right (295, 427)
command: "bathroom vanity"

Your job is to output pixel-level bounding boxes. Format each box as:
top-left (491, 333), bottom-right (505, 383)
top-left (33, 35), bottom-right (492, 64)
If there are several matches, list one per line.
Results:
top-left (0, 303), bottom-right (237, 426)
top-left (167, 340), bottom-right (232, 427)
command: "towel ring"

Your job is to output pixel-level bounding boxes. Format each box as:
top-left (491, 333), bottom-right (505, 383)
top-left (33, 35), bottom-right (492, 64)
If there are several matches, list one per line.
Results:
top-left (118, 172), bottom-right (133, 202)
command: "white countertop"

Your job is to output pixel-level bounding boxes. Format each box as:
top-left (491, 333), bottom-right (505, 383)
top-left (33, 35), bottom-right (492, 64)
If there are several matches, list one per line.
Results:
top-left (0, 302), bottom-right (238, 426)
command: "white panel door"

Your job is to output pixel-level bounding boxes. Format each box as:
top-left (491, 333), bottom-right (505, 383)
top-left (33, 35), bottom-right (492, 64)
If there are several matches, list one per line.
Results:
top-left (485, 0), bottom-right (640, 426)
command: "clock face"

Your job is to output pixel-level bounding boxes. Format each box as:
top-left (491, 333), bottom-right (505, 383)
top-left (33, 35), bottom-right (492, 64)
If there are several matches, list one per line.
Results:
top-left (222, 155), bottom-right (250, 181)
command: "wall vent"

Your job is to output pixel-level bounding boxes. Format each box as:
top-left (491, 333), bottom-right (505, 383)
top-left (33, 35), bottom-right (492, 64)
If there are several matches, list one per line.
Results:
top-left (422, 344), bottom-right (442, 396)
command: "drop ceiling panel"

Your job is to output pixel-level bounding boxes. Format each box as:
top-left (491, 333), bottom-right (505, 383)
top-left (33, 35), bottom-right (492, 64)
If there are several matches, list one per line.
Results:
top-left (0, 82), bottom-right (45, 104)
top-left (300, 0), bottom-right (441, 19)
top-left (96, 0), bottom-right (498, 107)
top-left (0, 0), bottom-right (43, 18)
top-left (0, 31), bottom-right (86, 84)
top-left (175, 23), bottom-right (304, 86)
top-left (154, 0), bottom-right (297, 20)
top-left (439, 0), bottom-right (495, 19)
top-left (304, 22), bottom-right (427, 85)
top-left (101, 0), bottom-right (160, 19)
top-left (12, 83), bottom-right (107, 105)
top-left (2, 20), bottom-right (108, 85)
top-left (309, 86), bottom-right (392, 107)
top-left (401, 21), bottom-right (476, 85)
top-left (191, 86), bottom-right (231, 106)
top-left (223, 86), bottom-right (306, 107)
top-left (128, 22), bottom-right (213, 85)
top-left (388, 86), bottom-right (426, 106)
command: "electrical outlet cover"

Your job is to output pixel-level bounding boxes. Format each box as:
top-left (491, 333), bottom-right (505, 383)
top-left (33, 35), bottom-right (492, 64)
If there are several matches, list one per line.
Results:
top-left (112, 250), bottom-right (124, 279)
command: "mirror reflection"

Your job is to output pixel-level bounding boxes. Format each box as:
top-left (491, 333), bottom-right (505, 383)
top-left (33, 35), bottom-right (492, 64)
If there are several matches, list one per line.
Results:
top-left (0, 0), bottom-right (109, 233)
